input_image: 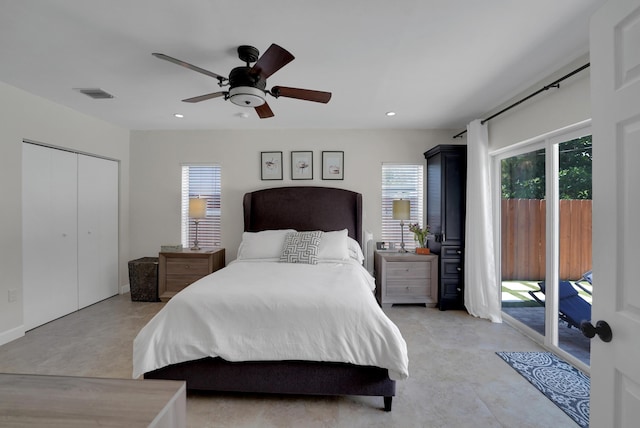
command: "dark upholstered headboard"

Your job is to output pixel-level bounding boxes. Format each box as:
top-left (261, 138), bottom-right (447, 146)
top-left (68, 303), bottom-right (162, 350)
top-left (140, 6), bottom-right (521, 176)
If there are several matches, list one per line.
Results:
top-left (243, 187), bottom-right (363, 246)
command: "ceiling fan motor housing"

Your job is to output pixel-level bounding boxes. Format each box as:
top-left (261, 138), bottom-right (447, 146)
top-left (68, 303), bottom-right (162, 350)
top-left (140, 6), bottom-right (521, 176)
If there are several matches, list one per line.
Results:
top-left (228, 66), bottom-right (266, 107)
top-left (237, 45), bottom-right (260, 64)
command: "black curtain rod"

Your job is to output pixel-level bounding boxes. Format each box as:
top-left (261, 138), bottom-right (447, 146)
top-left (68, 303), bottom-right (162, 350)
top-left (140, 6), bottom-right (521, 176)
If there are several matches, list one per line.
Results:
top-left (452, 63), bottom-right (591, 139)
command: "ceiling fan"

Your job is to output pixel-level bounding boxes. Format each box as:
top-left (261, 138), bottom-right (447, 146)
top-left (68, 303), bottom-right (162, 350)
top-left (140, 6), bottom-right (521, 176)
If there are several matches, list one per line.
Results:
top-left (152, 44), bottom-right (332, 119)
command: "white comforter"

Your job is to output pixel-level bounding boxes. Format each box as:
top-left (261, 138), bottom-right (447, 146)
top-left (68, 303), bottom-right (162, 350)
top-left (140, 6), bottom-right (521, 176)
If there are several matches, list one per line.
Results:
top-left (133, 259), bottom-right (409, 380)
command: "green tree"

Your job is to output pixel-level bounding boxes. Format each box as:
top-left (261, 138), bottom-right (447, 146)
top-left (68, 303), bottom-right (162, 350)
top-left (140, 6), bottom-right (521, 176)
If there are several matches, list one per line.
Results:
top-left (501, 136), bottom-right (592, 200)
top-left (501, 148), bottom-right (546, 199)
top-left (558, 136), bottom-right (592, 199)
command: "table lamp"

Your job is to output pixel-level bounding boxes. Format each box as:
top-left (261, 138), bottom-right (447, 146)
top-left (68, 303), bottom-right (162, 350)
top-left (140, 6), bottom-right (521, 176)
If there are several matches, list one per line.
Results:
top-left (392, 199), bottom-right (410, 253)
top-left (189, 198), bottom-right (207, 250)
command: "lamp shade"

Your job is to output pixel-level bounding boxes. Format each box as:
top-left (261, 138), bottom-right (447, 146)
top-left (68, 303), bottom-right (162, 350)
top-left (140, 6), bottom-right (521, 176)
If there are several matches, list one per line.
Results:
top-left (189, 198), bottom-right (207, 219)
top-left (392, 199), bottom-right (411, 220)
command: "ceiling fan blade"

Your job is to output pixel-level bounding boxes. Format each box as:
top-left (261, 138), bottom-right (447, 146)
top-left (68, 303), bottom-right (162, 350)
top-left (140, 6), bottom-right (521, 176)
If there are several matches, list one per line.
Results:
top-left (271, 86), bottom-right (332, 103)
top-left (255, 102), bottom-right (275, 119)
top-left (152, 53), bottom-right (227, 81)
top-left (182, 92), bottom-right (226, 103)
top-left (250, 44), bottom-right (294, 80)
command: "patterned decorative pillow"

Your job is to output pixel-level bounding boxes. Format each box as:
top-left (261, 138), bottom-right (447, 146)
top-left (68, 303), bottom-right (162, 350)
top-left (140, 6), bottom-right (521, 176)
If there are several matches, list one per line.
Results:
top-left (280, 231), bottom-right (324, 264)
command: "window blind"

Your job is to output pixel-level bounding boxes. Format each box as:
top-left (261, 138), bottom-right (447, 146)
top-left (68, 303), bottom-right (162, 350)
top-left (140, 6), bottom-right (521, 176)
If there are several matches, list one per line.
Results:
top-left (381, 163), bottom-right (424, 250)
top-left (181, 165), bottom-right (222, 248)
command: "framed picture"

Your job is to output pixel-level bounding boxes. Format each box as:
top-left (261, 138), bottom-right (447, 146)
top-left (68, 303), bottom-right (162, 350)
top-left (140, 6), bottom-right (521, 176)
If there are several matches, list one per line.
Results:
top-left (322, 151), bottom-right (344, 180)
top-left (261, 151), bottom-right (283, 180)
top-left (291, 151), bottom-right (313, 180)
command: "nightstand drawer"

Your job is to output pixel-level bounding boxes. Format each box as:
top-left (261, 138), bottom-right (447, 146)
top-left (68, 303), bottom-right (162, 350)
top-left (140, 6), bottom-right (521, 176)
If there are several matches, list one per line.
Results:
top-left (166, 258), bottom-right (210, 275)
top-left (386, 281), bottom-right (430, 297)
top-left (165, 274), bottom-right (204, 291)
top-left (386, 262), bottom-right (429, 279)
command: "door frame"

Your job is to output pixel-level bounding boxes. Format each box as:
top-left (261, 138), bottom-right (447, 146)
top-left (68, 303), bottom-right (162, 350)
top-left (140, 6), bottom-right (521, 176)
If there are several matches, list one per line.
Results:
top-left (491, 119), bottom-right (592, 373)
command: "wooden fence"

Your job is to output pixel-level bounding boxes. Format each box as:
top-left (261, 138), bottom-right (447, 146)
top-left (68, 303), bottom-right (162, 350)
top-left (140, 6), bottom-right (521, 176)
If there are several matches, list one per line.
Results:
top-left (501, 199), bottom-right (592, 281)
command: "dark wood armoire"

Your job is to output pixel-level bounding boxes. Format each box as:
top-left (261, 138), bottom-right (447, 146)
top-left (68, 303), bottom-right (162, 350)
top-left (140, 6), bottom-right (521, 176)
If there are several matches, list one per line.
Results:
top-left (424, 145), bottom-right (467, 310)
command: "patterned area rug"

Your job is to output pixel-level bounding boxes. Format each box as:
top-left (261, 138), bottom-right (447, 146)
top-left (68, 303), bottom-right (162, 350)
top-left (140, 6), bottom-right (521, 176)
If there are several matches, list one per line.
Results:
top-left (496, 351), bottom-right (590, 427)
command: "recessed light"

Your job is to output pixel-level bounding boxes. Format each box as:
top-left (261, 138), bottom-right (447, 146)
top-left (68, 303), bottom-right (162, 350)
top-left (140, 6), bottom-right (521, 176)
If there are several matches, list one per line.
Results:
top-left (386, 111), bottom-right (396, 117)
top-left (174, 113), bottom-right (184, 118)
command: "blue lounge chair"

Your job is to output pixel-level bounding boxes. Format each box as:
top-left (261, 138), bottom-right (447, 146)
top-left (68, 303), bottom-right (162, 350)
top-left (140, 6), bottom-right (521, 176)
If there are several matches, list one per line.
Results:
top-left (573, 270), bottom-right (593, 296)
top-left (528, 281), bottom-right (592, 329)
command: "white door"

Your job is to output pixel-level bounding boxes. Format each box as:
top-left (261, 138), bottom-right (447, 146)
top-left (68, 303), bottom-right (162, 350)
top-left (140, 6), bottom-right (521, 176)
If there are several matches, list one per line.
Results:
top-left (77, 154), bottom-right (119, 308)
top-left (22, 144), bottom-right (78, 330)
top-left (590, 0), bottom-right (640, 426)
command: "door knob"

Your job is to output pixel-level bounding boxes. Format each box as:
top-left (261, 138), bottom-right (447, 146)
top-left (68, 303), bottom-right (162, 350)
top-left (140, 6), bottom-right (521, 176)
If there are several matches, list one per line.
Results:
top-left (580, 320), bottom-right (613, 342)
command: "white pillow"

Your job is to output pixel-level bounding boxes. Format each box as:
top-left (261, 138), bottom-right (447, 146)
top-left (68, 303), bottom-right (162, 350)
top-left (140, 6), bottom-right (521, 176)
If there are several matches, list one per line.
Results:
top-left (317, 229), bottom-right (350, 261)
top-left (280, 231), bottom-right (324, 264)
top-left (347, 237), bottom-right (365, 264)
top-left (237, 229), bottom-right (296, 260)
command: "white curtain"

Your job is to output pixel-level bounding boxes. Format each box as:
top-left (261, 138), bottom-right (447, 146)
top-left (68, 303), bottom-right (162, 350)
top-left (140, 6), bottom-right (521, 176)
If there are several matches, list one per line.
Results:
top-left (464, 120), bottom-right (502, 323)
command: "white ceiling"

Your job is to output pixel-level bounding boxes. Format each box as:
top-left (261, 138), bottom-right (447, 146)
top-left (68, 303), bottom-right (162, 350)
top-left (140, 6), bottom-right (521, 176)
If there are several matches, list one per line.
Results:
top-left (0, 0), bottom-right (605, 131)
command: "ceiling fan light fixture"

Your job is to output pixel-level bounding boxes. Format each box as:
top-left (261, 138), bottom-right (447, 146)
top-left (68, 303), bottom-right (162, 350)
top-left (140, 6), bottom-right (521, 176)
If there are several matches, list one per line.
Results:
top-left (229, 86), bottom-right (265, 107)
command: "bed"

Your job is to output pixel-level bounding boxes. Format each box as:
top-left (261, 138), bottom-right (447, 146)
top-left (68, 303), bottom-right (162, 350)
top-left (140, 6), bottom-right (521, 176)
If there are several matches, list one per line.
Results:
top-left (137, 186), bottom-right (408, 411)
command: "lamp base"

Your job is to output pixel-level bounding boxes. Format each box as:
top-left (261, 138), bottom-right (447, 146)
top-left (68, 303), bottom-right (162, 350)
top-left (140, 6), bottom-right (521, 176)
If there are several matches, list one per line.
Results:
top-left (191, 220), bottom-right (201, 251)
top-left (398, 221), bottom-right (408, 253)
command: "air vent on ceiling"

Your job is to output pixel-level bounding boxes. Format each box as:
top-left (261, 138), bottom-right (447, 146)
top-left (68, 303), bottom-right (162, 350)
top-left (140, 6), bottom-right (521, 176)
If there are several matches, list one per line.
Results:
top-left (74, 88), bottom-right (114, 99)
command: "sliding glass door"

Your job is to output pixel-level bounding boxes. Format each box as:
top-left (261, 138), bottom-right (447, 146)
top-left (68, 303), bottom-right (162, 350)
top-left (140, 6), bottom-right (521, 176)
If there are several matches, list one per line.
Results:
top-left (556, 135), bottom-right (592, 362)
top-left (499, 146), bottom-right (547, 336)
top-left (495, 122), bottom-right (592, 368)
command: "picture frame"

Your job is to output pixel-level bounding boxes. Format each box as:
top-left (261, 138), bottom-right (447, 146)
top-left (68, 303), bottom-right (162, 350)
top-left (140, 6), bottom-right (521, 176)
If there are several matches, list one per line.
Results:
top-left (260, 151), bottom-right (283, 180)
top-left (291, 151), bottom-right (313, 180)
top-left (322, 151), bottom-right (344, 180)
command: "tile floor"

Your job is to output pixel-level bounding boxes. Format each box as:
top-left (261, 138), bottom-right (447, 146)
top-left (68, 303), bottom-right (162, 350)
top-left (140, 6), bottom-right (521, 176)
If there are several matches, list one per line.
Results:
top-left (0, 294), bottom-right (580, 427)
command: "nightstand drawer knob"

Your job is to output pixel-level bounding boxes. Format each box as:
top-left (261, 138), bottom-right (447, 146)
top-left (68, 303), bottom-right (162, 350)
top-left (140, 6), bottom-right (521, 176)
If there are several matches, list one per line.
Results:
top-left (456, 267), bottom-right (462, 272)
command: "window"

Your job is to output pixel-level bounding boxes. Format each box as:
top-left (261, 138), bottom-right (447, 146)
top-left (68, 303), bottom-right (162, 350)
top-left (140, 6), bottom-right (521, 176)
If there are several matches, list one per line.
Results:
top-left (381, 163), bottom-right (424, 250)
top-left (181, 165), bottom-right (221, 248)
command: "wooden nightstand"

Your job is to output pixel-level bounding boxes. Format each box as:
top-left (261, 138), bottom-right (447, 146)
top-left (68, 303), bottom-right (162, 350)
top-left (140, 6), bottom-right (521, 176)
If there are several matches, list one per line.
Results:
top-left (374, 251), bottom-right (438, 308)
top-left (158, 247), bottom-right (225, 301)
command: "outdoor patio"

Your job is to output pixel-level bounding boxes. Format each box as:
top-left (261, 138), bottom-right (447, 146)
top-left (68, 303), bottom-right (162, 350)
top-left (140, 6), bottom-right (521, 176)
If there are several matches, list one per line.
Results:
top-left (501, 280), bottom-right (592, 365)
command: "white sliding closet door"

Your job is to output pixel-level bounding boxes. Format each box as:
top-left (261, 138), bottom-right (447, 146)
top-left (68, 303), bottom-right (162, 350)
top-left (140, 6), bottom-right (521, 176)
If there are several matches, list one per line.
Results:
top-left (22, 144), bottom-right (79, 330)
top-left (23, 143), bottom-right (119, 329)
top-left (78, 154), bottom-right (119, 308)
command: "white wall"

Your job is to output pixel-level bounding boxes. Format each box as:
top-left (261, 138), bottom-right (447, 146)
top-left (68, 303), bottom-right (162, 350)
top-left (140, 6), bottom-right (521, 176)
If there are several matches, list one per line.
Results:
top-left (488, 57), bottom-right (591, 150)
top-left (0, 81), bottom-right (130, 344)
top-left (129, 129), bottom-right (455, 261)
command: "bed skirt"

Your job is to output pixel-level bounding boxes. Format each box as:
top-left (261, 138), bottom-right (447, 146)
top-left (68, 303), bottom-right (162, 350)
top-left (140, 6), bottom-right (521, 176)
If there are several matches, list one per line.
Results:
top-left (144, 357), bottom-right (395, 411)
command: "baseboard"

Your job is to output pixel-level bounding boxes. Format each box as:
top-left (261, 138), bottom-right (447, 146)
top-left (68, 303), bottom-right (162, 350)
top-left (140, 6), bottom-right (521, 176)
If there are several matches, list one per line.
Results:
top-left (120, 283), bottom-right (131, 295)
top-left (0, 324), bottom-right (25, 347)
